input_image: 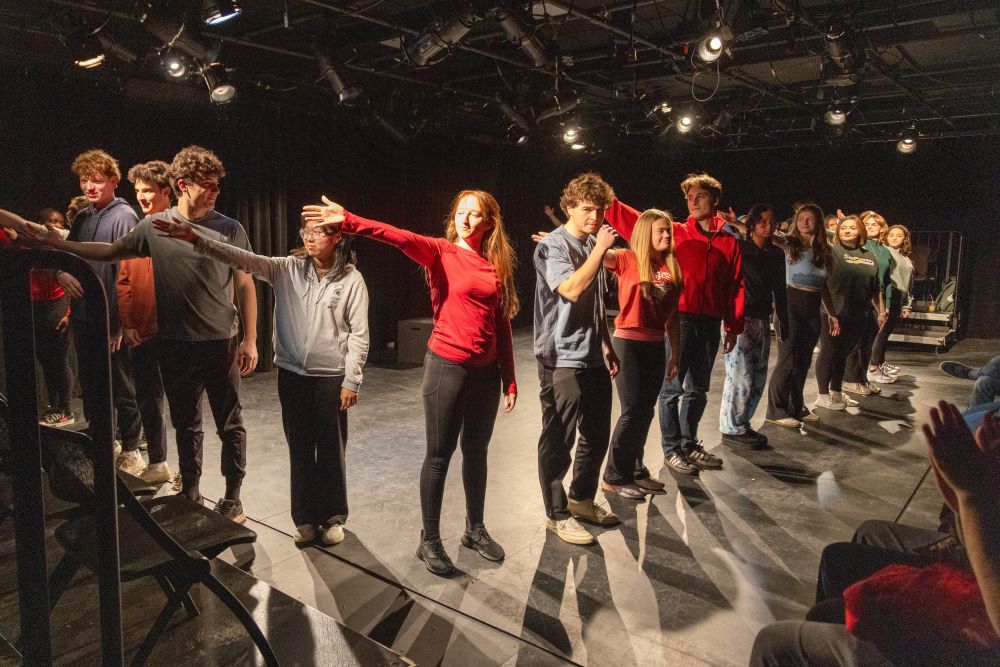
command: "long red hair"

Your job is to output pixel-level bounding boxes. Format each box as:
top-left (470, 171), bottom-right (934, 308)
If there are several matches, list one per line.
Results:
top-left (442, 190), bottom-right (520, 319)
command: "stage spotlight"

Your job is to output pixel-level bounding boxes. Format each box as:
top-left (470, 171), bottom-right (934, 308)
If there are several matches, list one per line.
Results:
top-left (515, 133), bottom-right (530, 146)
top-left (315, 50), bottom-right (362, 105)
top-left (203, 0), bottom-right (242, 26)
top-left (405, 7), bottom-right (481, 67)
top-left (897, 127), bottom-right (918, 154)
top-left (570, 143), bottom-right (586, 151)
top-left (201, 63), bottom-right (236, 103)
top-left (657, 100), bottom-right (672, 114)
top-left (677, 115), bottom-right (695, 133)
top-left (562, 126), bottom-right (579, 143)
top-left (164, 54), bottom-right (187, 77)
top-left (824, 104), bottom-right (847, 126)
top-left (696, 25), bottom-right (731, 64)
top-left (494, 5), bottom-right (552, 68)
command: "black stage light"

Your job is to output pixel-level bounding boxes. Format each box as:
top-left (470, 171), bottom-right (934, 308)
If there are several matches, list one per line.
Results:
top-left (824, 103), bottom-right (847, 126)
top-left (315, 50), bottom-right (362, 105)
top-left (493, 5), bottom-right (552, 68)
top-left (405, 7), bottom-right (481, 66)
top-left (201, 62), bottom-right (236, 103)
top-left (897, 126), bottom-right (918, 154)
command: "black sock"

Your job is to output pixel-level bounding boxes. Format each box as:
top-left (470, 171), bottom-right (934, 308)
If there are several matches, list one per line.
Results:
top-left (422, 519), bottom-right (440, 541)
top-left (225, 479), bottom-right (241, 503)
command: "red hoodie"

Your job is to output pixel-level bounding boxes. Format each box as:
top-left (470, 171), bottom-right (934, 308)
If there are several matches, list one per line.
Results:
top-left (606, 198), bottom-right (745, 334)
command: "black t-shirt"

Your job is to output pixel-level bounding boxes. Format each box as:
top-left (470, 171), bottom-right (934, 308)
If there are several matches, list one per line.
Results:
top-left (828, 244), bottom-right (879, 317)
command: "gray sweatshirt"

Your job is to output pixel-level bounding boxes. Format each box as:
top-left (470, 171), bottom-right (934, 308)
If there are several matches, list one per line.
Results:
top-left (192, 236), bottom-right (369, 391)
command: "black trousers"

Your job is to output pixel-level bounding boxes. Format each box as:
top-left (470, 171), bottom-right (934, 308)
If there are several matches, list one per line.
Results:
top-left (604, 338), bottom-right (664, 485)
top-left (815, 313), bottom-right (867, 393)
top-left (767, 288), bottom-right (822, 420)
top-left (72, 313), bottom-right (142, 449)
top-left (870, 292), bottom-right (905, 366)
top-left (537, 364), bottom-right (612, 520)
top-left (659, 313), bottom-right (721, 454)
top-left (420, 351), bottom-right (500, 539)
top-left (278, 368), bottom-right (348, 527)
top-left (158, 337), bottom-right (246, 501)
top-left (32, 297), bottom-right (71, 410)
top-left (845, 309), bottom-right (878, 384)
top-left (128, 340), bottom-right (167, 464)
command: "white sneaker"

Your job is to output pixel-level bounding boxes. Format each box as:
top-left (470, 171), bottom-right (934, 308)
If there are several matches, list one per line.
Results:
top-left (799, 410), bottom-right (821, 423)
top-left (546, 516), bottom-right (594, 545)
top-left (832, 391), bottom-right (859, 407)
top-left (140, 461), bottom-right (171, 484)
top-left (814, 394), bottom-right (846, 411)
top-left (294, 524), bottom-right (316, 544)
top-left (766, 417), bottom-right (803, 428)
top-left (881, 363), bottom-right (900, 375)
top-left (320, 524), bottom-right (345, 546)
top-left (116, 449), bottom-right (147, 476)
top-left (866, 369), bottom-right (897, 384)
top-left (842, 382), bottom-right (878, 396)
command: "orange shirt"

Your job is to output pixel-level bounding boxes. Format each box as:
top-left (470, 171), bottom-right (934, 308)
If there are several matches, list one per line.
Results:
top-left (116, 257), bottom-right (158, 342)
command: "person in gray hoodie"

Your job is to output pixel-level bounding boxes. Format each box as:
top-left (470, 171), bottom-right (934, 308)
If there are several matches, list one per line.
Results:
top-left (153, 212), bottom-right (369, 547)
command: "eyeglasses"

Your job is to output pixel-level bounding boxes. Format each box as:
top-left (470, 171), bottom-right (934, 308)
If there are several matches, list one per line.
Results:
top-left (299, 227), bottom-right (338, 240)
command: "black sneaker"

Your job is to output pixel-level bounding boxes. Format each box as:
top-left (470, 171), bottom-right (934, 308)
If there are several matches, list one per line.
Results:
top-left (213, 498), bottom-right (246, 524)
top-left (664, 451), bottom-right (699, 475)
top-left (687, 443), bottom-right (723, 469)
top-left (416, 532), bottom-right (456, 576)
top-left (939, 361), bottom-right (974, 380)
top-left (461, 524), bottom-right (505, 562)
top-left (721, 431), bottom-right (765, 448)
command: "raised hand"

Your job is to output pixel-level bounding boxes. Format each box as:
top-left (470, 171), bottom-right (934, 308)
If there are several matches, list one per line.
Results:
top-left (922, 401), bottom-right (1000, 508)
top-left (717, 207), bottom-right (738, 224)
top-left (152, 217), bottom-right (197, 244)
top-left (543, 205), bottom-right (554, 216)
top-left (302, 195), bottom-right (345, 230)
top-left (22, 221), bottom-right (62, 245)
top-left (594, 224), bottom-right (618, 252)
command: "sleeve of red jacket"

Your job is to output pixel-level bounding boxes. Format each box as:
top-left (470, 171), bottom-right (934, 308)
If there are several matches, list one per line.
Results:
top-left (605, 197), bottom-right (640, 240)
top-left (494, 306), bottom-right (517, 396)
top-left (342, 211), bottom-right (442, 267)
top-left (724, 241), bottom-right (746, 335)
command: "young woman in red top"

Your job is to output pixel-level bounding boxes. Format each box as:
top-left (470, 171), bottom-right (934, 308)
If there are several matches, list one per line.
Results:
top-left (303, 191), bottom-right (518, 577)
top-left (601, 209), bottom-right (682, 499)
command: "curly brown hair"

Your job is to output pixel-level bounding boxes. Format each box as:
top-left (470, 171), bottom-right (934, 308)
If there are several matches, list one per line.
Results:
top-left (680, 173), bottom-right (722, 204)
top-left (169, 145), bottom-right (226, 192)
top-left (559, 173), bottom-right (614, 214)
top-left (127, 160), bottom-right (172, 190)
top-left (71, 149), bottom-right (121, 181)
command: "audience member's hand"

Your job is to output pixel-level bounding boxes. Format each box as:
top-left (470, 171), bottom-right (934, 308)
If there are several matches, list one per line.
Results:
top-left (301, 195), bottom-right (345, 229)
top-left (152, 217), bottom-right (197, 244)
top-left (828, 315), bottom-right (841, 336)
top-left (923, 401), bottom-right (1000, 510)
top-left (340, 388), bottom-right (358, 411)
top-left (531, 231), bottom-right (550, 243)
top-left (504, 391), bottom-right (516, 413)
top-left (238, 339), bottom-right (258, 376)
top-left (55, 272), bottom-right (84, 299)
top-left (976, 409), bottom-right (1000, 460)
top-left (123, 328), bottom-right (142, 347)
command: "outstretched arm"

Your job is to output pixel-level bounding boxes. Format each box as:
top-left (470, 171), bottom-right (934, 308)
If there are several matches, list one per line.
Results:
top-left (153, 217), bottom-right (284, 285)
top-left (556, 225), bottom-right (618, 303)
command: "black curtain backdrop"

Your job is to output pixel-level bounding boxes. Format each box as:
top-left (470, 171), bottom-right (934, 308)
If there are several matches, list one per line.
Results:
top-left (3, 65), bottom-right (999, 345)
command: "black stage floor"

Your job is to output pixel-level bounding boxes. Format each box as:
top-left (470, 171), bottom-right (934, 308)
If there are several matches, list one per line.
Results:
top-left (7, 333), bottom-right (998, 665)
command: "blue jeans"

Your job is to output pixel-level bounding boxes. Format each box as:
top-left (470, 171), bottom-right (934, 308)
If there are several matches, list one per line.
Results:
top-left (719, 318), bottom-right (771, 435)
top-left (970, 356), bottom-right (1000, 408)
top-left (659, 313), bottom-right (721, 455)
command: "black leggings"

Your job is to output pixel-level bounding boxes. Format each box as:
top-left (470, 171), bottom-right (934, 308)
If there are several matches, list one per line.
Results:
top-left (767, 288), bottom-right (822, 420)
top-left (845, 310), bottom-right (878, 384)
top-left (605, 337), bottom-right (664, 485)
top-left (420, 351), bottom-right (500, 540)
top-left (870, 292), bottom-right (905, 366)
top-left (815, 313), bottom-right (867, 393)
top-left (32, 297), bottom-right (71, 410)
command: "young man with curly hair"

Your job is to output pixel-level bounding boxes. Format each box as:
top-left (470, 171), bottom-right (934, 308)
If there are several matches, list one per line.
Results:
top-left (26, 145), bottom-right (258, 523)
top-left (534, 172), bottom-right (622, 545)
top-left (62, 149), bottom-right (144, 455)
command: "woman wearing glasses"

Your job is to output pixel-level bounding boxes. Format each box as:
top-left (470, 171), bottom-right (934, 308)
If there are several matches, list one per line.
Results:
top-left (153, 213), bottom-right (369, 548)
top-left (302, 191), bottom-right (518, 577)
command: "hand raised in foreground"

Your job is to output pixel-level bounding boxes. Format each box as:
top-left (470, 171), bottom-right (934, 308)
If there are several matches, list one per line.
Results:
top-left (302, 195), bottom-right (345, 230)
top-left (922, 401), bottom-right (1000, 510)
top-left (152, 217), bottom-right (198, 244)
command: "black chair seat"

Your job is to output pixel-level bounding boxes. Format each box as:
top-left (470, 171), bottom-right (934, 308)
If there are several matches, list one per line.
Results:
top-left (55, 496), bottom-right (257, 581)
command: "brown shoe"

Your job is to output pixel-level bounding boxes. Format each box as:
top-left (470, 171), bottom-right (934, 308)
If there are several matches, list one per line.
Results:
top-left (634, 477), bottom-right (666, 494)
top-left (568, 498), bottom-right (620, 526)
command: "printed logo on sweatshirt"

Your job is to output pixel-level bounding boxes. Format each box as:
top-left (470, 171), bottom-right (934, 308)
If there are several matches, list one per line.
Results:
top-left (328, 284), bottom-right (345, 309)
top-left (842, 252), bottom-right (874, 266)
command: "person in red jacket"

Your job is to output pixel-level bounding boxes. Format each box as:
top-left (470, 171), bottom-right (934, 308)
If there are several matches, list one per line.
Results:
top-left (605, 173), bottom-right (744, 475)
top-left (302, 191), bottom-right (518, 577)
top-left (116, 160), bottom-right (173, 483)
